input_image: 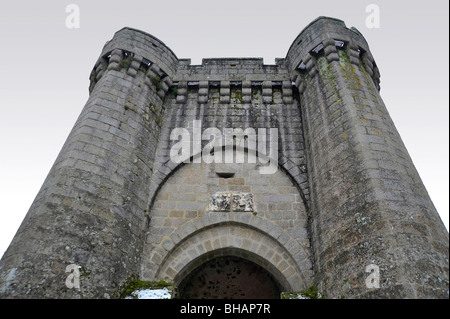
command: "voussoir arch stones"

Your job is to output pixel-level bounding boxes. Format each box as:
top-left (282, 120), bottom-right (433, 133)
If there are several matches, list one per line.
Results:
top-left (149, 217), bottom-right (313, 292)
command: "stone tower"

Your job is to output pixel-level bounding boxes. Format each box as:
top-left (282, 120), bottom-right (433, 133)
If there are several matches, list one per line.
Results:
top-left (0, 17), bottom-right (448, 299)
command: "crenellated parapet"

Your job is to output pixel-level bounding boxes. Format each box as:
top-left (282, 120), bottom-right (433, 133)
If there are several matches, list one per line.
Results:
top-left (89, 19), bottom-right (382, 109)
top-left (171, 58), bottom-right (295, 105)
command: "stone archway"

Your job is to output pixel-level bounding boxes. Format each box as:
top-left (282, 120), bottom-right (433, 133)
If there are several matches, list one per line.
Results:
top-left (154, 222), bottom-right (308, 292)
top-left (178, 255), bottom-right (283, 299)
top-left (141, 147), bottom-right (314, 295)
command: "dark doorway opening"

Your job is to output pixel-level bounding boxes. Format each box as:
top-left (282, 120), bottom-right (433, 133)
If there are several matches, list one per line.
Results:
top-left (178, 256), bottom-right (282, 299)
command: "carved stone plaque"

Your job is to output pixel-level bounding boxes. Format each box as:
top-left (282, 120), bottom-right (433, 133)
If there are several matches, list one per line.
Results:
top-left (232, 193), bottom-right (254, 212)
top-left (209, 193), bottom-right (231, 212)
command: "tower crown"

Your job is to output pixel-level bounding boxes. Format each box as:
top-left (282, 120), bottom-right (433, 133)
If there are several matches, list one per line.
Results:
top-left (286, 16), bottom-right (380, 91)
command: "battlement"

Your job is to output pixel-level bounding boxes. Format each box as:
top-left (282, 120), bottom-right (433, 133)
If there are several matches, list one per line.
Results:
top-left (89, 16), bottom-right (381, 98)
top-left (175, 57), bottom-right (289, 83)
top-left (202, 58), bottom-right (265, 66)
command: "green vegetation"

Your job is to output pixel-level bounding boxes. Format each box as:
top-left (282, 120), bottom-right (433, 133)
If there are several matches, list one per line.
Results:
top-left (119, 56), bottom-right (133, 70)
top-left (150, 75), bottom-right (164, 90)
top-left (281, 286), bottom-right (324, 299)
top-left (116, 274), bottom-right (175, 299)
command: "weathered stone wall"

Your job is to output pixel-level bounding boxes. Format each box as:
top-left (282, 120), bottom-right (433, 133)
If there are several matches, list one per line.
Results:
top-left (0, 28), bottom-right (176, 298)
top-left (148, 66), bottom-right (310, 209)
top-left (0, 17), bottom-right (448, 299)
top-left (286, 17), bottom-right (449, 298)
top-left (141, 156), bottom-right (312, 292)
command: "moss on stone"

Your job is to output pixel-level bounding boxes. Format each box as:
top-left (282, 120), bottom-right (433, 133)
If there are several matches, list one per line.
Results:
top-left (338, 50), bottom-right (361, 89)
top-left (150, 76), bottom-right (164, 90)
top-left (231, 89), bottom-right (243, 104)
top-left (119, 55), bottom-right (133, 70)
top-left (317, 56), bottom-right (338, 97)
top-left (117, 274), bottom-right (175, 299)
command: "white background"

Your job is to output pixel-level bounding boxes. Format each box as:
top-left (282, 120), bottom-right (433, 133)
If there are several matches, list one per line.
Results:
top-left (0, 0), bottom-right (448, 258)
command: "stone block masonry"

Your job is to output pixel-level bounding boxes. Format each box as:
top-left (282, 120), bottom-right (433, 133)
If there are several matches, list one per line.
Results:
top-left (0, 16), bottom-right (448, 299)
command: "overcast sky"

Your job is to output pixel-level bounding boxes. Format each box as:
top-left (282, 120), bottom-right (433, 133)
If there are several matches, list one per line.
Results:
top-left (0, 0), bottom-right (448, 259)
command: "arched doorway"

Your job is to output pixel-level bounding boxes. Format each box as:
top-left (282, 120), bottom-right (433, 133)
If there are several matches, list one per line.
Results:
top-left (178, 256), bottom-right (282, 299)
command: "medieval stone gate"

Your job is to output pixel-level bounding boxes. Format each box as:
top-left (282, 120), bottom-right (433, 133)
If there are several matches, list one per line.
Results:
top-left (143, 152), bottom-right (312, 298)
top-left (0, 17), bottom-right (448, 299)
